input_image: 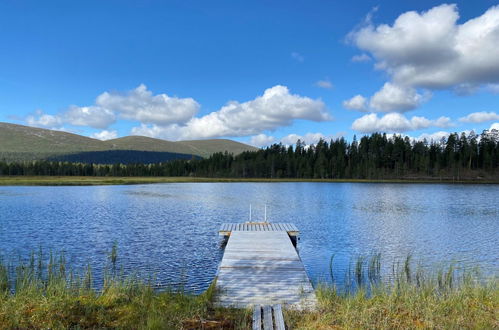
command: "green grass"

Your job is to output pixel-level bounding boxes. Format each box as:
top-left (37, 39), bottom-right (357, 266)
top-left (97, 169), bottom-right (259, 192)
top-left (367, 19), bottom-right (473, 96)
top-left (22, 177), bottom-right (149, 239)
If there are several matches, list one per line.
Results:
top-left (0, 252), bottom-right (497, 329)
top-left (1, 175), bottom-right (499, 186)
top-left (286, 280), bottom-right (498, 329)
top-left (0, 251), bottom-right (251, 329)
top-left (287, 255), bottom-right (498, 329)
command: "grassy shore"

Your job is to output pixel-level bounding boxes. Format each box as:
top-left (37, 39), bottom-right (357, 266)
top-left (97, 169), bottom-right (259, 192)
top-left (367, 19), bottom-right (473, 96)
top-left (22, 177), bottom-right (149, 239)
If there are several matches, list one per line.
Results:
top-left (1, 175), bottom-right (498, 186)
top-left (0, 253), bottom-right (497, 329)
top-left (0, 253), bottom-right (251, 329)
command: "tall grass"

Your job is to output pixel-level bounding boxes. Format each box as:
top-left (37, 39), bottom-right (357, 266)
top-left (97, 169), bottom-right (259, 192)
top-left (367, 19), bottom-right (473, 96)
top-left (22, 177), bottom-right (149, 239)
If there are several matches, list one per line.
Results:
top-left (0, 249), bottom-right (250, 329)
top-left (287, 254), bottom-right (498, 329)
top-left (0, 250), bottom-right (497, 329)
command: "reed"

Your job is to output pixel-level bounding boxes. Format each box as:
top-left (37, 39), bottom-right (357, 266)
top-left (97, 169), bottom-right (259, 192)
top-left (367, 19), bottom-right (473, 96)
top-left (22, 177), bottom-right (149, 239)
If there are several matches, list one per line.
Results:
top-left (0, 250), bottom-right (496, 329)
top-left (286, 254), bottom-right (498, 329)
top-left (0, 250), bottom-right (250, 329)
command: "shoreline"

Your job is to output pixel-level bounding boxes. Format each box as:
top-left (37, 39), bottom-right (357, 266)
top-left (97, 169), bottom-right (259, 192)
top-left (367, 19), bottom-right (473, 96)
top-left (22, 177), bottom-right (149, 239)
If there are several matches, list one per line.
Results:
top-left (1, 175), bottom-right (498, 186)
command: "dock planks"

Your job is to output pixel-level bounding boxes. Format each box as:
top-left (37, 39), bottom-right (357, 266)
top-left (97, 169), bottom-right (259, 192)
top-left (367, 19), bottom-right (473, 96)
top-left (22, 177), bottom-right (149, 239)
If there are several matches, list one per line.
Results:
top-left (219, 222), bottom-right (299, 235)
top-left (215, 227), bottom-right (316, 309)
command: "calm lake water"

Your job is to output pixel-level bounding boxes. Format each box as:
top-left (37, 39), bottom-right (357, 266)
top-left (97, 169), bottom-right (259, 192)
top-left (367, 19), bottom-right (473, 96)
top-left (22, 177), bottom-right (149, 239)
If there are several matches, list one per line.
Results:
top-left (1, 182), bottom-right (498, 293)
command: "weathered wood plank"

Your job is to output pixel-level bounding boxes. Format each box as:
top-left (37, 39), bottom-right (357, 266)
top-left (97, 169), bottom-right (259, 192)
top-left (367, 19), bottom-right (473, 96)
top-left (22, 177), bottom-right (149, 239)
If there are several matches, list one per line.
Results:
top-left (220, 223), bottom-right (299, 234)
top-left (253, 306), bottom-right (262, 330)
top-left (215, 230), bottom-right (316, 310)
top-left (263, 305), bottom-right (273, 330)
top-left (273, 305), bottom-right (285, 330)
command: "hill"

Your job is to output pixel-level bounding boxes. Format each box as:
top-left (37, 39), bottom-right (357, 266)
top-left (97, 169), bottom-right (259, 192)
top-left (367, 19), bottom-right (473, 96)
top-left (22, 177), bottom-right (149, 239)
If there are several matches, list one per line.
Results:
top-left (0, 122), bottom-right (257, 163)
top-left (106, 136), bottom-right (256, 158)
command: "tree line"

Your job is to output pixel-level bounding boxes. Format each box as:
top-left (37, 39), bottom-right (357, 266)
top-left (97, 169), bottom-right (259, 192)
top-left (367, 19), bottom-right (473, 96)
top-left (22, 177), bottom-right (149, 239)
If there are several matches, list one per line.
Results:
top-left (1, 130), bottom-right (498, 180)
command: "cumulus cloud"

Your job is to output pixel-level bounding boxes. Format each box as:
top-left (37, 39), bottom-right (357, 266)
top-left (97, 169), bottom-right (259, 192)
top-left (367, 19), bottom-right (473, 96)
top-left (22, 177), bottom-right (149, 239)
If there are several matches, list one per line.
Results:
top-left (90, 130), bottom-right (118, 140)
top-left (96, 84), bottom-right (199, 125)
top-left (369, 83), bottom-right (429, 112)
top-left (351, 53), bottom-right (371, 62)
top-left (64, 106), bottom-right (116, 129)
top-left (352, 112), bottom-right (452, 133)
top-left (26, 107), bottom-right (114, 130)
top-left (490, 122), bottom-right (499, 130)
top-left (459, 111), bottom-right (499, 123)
top-left (131, 85), bottom-right (331, 140)
top-left (249, 131), bottom-right (347, 148)
top-left (281, 132), bottom-right (324, 145)
top-left (350, 4), bottom-right (499, 90)
top-left (343, 94), bottom-right (368, 111)
top-left (413, 131), bottom-right (450, 143)
top-left (291, 52), bottom-right (304, 62)
top-left (249, 134), bottom-right (276, 147)
top-left (315, 79), bottom-right (333, 89)
top-left (25, 85), bottom-right (331, 141)
top-left (26, 110), bottom-right (62, 128)
top-left (280, 132), bottom-right (343, 145)
top-left (343, 83), bottom-right (429, 112)
top-left (25, 84), bottom-right (197, 131)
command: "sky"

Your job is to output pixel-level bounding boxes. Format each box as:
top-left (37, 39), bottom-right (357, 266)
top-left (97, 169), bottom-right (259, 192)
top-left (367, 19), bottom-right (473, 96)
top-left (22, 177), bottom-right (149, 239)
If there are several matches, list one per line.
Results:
top-left (1, 0), bottom-right (499, 147)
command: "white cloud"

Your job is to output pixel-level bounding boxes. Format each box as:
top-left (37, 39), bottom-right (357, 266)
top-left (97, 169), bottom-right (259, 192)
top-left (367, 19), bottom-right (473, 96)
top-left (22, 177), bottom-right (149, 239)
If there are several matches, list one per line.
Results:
top-left (350, 4), bottom-right (499, 90)
top-left (25, 85), bottom-right (331, 141)
top-left (90, 130), bottom-right (118, 140)
top-left (315, 79), bottom-right (333, 89)
top-left (249, 134), bottom-right (276, 147)
top-left (414, 131), bottom-right (451, 142)
top-left (343, 83), bottom-right (430, 113)
top-left (64, 105), bottom-right (116, 129)
top-left (351, 53), bottom-right (371, 62)
top-left (25, 84), bottom-right (196, 130)
top-left (291, 52), bottom-right (304, 62)
top-left (352, 112), bottom-right (452, 133)
top-left (26, 107), bottom-right (115, 130)
top-left (131, 85), bottom-right (331, 140)
top-left (459, 111), bottom-right (499, 123)
top-left (490, 122), bottom-right (499, 130)
top-left (96, 84), bottom-right (199, 125)
top-left (26, 110), bottom-right (62, 128)
top-left (281, 132), bottom-right (328, 145)
top-left (369, 82), bottom-right (429, 112)
top-left (342, 94), bottom-right (368, 111)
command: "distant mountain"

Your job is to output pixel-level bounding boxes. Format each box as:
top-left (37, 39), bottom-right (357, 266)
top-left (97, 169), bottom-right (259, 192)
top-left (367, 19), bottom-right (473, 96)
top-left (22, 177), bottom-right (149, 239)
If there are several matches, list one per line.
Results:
top-left (0, 122), bottom-right (257, 163)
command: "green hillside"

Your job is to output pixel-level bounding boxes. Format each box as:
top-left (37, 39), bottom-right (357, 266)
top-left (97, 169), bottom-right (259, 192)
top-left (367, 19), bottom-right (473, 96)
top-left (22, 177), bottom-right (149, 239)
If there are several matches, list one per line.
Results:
top-left (106, 136), bottom-right (191, 154)
top-left (178, 139), bottom-right (257, 158)
top-left (0, 123), bottom-right (108, 161)
top-left (0, 122), bottom-right (257, 162)
top-left (107, 136), bottom-right (256, 158)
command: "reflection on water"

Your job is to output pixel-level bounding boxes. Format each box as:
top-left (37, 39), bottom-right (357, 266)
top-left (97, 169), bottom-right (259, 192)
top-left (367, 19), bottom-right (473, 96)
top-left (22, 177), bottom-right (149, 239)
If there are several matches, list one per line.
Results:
top-left (0, 183), bottom-right (497, 293)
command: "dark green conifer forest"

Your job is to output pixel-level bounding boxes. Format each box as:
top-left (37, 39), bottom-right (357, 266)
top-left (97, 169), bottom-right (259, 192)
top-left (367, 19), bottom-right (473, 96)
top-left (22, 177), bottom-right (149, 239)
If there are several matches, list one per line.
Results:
top-left (1, 131), bottom-right (498, 180)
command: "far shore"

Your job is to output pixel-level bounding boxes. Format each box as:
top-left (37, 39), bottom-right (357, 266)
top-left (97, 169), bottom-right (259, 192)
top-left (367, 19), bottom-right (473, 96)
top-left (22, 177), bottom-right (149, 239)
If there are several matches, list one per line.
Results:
top-left (1, 175), bottom-right (498, 186)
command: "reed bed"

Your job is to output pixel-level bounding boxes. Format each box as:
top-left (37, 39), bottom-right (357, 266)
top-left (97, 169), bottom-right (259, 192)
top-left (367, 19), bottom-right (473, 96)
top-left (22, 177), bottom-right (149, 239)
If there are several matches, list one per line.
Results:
top-left (287, 254), bottom-right (498, 329)
top-left (0, 250), bottom-right (250, 329)
top-left (0, 251), bottom-right (497, 329)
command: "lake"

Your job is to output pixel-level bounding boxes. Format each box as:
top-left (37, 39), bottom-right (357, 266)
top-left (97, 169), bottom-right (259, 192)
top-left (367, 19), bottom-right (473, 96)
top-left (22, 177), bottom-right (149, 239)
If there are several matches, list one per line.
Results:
top-left (0, 182), bottom-right (498, 293)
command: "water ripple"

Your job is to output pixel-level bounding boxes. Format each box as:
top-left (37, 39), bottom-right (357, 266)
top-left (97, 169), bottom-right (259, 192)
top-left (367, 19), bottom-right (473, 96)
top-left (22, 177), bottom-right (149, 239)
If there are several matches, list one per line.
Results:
top-left (0, 183), bottom-right (497, 293)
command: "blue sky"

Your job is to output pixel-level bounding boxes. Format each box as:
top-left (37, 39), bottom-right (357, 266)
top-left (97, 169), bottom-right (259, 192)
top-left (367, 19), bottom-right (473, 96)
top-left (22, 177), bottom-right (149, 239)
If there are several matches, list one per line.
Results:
top-left (1, 0), bottom-right (498, 146)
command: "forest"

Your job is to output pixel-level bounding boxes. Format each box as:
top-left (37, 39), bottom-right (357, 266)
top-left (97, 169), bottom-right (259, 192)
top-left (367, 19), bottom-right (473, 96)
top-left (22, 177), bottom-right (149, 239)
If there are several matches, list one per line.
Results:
top-left (1, 131), bottom-right (498, 180)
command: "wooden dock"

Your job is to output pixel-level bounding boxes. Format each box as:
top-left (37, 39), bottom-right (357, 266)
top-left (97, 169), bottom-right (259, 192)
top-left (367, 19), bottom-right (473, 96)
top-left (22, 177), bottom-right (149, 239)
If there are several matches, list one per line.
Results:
top-left (215, 223), bottom-right (316, 310)
top-left (219, 223), bottom-right (299, 237)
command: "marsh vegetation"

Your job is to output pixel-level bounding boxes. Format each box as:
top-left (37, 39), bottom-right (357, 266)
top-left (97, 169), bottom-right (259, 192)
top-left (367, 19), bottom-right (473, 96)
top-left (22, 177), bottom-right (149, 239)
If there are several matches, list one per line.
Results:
top-left (0, 251), bottom-right (496, 329)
